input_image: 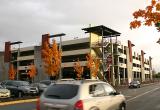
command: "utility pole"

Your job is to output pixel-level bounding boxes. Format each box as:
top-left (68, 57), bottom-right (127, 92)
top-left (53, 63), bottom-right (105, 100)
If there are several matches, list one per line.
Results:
top-left (10, 41), bottom-right (23, 80)
top-left (16, 43), bottom-right (20, 80)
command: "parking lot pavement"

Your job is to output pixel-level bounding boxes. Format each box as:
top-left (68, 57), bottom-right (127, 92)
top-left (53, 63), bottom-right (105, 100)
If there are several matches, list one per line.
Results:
top-left (0, 100), bottom-right (37, 110)
top-left (126, 83), bottom-right (160, 110)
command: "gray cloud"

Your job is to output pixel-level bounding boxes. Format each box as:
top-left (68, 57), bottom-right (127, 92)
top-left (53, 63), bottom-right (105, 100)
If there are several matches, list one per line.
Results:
top-left (0, 0), bottom-right (159, 71)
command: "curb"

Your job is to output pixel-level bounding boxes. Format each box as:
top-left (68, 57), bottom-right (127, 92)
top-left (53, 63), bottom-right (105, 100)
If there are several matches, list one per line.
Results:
top-left (0, 98), bottom-right (37, 106)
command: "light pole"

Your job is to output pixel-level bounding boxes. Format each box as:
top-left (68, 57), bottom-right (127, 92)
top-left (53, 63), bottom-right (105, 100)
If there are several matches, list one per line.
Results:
top-left (10, 41), bottom-right (23, 80)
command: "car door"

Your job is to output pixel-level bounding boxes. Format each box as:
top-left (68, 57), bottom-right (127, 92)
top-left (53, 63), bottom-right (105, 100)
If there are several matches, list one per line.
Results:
top-left (102, 83), bottom-right (121, 110)
top-left (88, 83), bottom-right (112, 110)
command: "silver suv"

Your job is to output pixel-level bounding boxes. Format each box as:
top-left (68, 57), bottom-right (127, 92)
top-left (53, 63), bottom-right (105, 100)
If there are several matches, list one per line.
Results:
top-left (37, 79), bottom-right (126, 110)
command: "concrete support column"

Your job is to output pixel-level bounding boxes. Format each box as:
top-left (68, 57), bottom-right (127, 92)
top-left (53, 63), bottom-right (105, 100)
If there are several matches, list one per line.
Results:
top-left (117, 54), bottom-right (120, 85)
top-left (123, 68), bottom-right (125, 83)
top-left (141, 69), bottom-right (145, 82)
top-left (111, 38), bottom-right (115, 86)
top-left (126, 49), bottom-right (131, 83)
top-left (118, 66), bottom-right (120, 85)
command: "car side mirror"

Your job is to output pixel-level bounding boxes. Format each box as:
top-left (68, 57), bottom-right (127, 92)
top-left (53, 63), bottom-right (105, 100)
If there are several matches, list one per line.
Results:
top-left (110, 91), bottom-right (121, 95)
top-left (116, 91), bottom-right (121, 95)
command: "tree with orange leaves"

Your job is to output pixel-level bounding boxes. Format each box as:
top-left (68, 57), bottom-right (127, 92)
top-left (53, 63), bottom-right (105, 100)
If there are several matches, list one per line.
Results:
top-left (130, 0), bottom-right (160, 31)
top-left (28, 63), bottom-right (37, 79)
top-left (41, 39), bottom-right (61, 78)
top-left (8, 64), bottom-right (15, 80)
top-left (86, 53), bottom-right (100, 78)
top-left (73, 59), bottom-right (84, 79)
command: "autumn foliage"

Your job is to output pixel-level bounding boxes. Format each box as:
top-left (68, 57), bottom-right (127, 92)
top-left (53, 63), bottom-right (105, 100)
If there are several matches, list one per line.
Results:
top-left (86, 54), bottom-right (100, 78)
top-left (8, 64), bottom-right (15, 80)
top-left (28, 63), bottom-right (37, 78)
top-left (73, 59), bottom-right (84, 79)
top-left (130, 0), bottom-right (160, 31)
top-left (41, 39), bottom-right (61, 77)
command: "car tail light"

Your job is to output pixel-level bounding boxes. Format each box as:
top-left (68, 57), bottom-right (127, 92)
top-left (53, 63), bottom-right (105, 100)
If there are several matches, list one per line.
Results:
top-left (36, 97), bottom-right (40, 110)
top-left (74, 100), bottom-right (83, 110)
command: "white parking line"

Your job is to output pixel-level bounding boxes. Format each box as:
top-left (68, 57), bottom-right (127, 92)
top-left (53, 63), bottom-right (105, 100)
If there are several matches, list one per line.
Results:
top-left (126, 87), bottom-right (160, 102)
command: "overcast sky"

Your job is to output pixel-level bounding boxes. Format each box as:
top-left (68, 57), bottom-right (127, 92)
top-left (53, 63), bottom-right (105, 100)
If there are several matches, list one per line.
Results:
top-left (0, 0), bottom-right (160, 71)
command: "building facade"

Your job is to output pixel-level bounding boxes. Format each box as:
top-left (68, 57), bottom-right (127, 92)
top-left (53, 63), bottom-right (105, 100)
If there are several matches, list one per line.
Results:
top-left (8, 46), bottom-right (47, 82)
top-left (1, 25), bottom-right (153, 85)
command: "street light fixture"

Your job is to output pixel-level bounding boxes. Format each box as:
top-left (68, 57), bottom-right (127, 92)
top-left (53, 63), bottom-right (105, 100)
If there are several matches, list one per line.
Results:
top-left (10, 41), bottom-right (23, 45)
top-left (156, 38), bottom-right (160, 44)
top-left (10, 41), bottom-right (23, 80)
top-left (50, 33), bottom-right (66, 38)
top-left (131, 43), bottom-right (135, 47)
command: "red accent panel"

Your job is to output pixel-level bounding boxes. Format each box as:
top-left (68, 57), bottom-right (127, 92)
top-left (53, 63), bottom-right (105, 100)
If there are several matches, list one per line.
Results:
top-left (128, 40), bottom-right (132, 62)
top-left (141, 50), bottom-right (144, 67)
top-left (41, 34), bottom-right (49, 57)
top-left (42, 34), bottom-right (49, 49)
top-left (4, 42), bottom-right (11, 62)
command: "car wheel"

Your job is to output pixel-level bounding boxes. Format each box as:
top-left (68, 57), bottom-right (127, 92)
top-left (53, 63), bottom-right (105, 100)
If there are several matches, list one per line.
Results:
top-left (18, 91), bottom-right (23, 98)
top-left (119, 104), bottom-right (126, 110)
top-left (89, 106), bottom-right (100, 110)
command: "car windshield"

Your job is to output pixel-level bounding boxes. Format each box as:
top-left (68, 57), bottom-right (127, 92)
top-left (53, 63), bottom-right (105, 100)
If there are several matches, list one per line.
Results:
top-left (1, 80), bottom-right (10, 85)
top-left (30, 83), bottom-right (38, 86)
top-left (44, 84), bottom-right (79, 99)
top-left (15, 81), bottom-right (30, 86)
top-left (31, 83), bottom-right (47, 87)
top-left (131, 81), bottom-right (138, 84)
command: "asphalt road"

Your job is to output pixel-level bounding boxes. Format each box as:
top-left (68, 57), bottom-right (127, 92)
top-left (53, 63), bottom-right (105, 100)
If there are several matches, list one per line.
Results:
top-left (0, 101), bottom-right (36, 110)
top-left (0, 82), bottom-right (160, 110)
top-left (123, 83), bottom-right (160, 110)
